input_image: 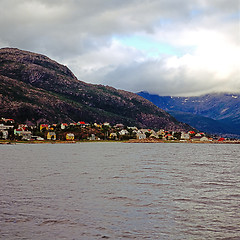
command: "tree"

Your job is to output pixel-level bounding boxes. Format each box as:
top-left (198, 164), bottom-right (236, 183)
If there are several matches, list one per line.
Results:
top-left (173, 132), bottom-right (181, 140)
top-left (101, 125), bottom-right (109, 140)
top-left (158, 135), bottom-right (163, 139)
top-left (145, 132), bottom-right (151, 138)
top-left (8, 128), bottom-right (15, 140)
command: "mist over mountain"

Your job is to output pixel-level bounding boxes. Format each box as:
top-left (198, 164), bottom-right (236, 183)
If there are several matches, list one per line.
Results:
top-left (0, 48), bottom-right (193, 132)
top-left (138, 91), bottom-right (240, 138)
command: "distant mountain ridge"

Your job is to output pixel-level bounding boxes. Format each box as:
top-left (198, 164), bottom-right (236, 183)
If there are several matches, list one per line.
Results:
top-left (138, 91), bottom-right (240, 138)
top-left (0, 48), bottom-right (192, 132)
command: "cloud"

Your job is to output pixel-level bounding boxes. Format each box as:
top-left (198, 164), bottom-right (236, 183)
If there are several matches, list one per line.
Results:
top-left (0, 0), bottom-right (239, 96)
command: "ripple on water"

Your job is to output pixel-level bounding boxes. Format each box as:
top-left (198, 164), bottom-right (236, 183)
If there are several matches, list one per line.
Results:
top-left (0, 142), bottom-right (239, 239)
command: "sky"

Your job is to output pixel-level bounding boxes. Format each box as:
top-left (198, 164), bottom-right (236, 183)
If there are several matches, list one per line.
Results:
top-left (0, 0), bottom-right (239, 96)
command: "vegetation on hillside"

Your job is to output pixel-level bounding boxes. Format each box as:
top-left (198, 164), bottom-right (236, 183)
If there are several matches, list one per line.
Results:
top-left (0, 48), bottom-right (192, 132)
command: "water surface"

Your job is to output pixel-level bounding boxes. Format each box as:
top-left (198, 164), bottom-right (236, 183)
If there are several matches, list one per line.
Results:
top-left (0, 143), bottom-right (239, 239)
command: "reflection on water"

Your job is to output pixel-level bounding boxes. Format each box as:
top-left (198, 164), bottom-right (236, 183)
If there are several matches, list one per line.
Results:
top-left (0, 143), bottom-right (239, 239)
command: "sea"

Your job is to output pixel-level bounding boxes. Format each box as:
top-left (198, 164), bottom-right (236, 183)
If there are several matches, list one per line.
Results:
top-left (0, 142), bottom-right (239, 240)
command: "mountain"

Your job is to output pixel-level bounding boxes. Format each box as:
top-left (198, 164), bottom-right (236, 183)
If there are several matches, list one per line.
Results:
top-left (138, 91), bottom-right (240, 137)
top-left (0, 47), bottom-right (192, 131)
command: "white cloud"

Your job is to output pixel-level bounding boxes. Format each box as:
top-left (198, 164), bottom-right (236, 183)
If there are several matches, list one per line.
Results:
top-left (0, 0), bottom-right (239, 96)
top-left (64, 39), bottom-right (145, 83)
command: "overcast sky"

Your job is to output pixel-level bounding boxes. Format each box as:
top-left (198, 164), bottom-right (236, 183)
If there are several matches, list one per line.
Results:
top-left (0, 0), bottom-right (239, 96)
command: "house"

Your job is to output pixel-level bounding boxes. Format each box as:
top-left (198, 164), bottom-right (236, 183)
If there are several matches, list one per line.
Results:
top-left (14, 128), bottom-right (32, 140)
top-left (188, 131), bottom-right (195, 136)
top-left (0, 124), bottom-right (14, 130)
top-left (0, 130), bottom-right (8, 139)
top-left (191, 136), bottom-right (202, 141)
top-left (89, 134), bottom-right (96, 141)
top-left (47, 132), bottom-right (56, 140)
top-left (66, 133), bottom-right (74, 141)
top-left (181, 132), bottom-right (190, 140)
top-left (61, 123), bottom-right (68, 130)
top-left (119, 129), bottom-right (129, 135)
top-left (109, 132), bottom-right (118, 140)
top-left (157, 129), bottom-right (165, 135)
top-left (165, 133), bottom-right (174, 140)
top-left (114, 124), bottom-right (124, 129)
top-left (78, 121), bottom-right (86, 127)
top-left (40, 124), bottom-right (49, 131)
top-left (14, 128), bottom-right (23, 135)
top-left (191, 136), bottom-right (209, 142)
top-left (1, 118), bottom-right (15, 124)
top-left (136, 132), bottom-right (146, 140)
top-left (94, 123), bottom-right (101, 128)
top-left (150, 130), bottom-right (158, 138)
top-left (127, 126), bottom-right (138, 130)
top-left (200, 136), bottom-right (209, 142)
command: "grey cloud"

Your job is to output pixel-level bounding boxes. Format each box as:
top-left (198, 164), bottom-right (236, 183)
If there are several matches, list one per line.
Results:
top-left (0, 0), bottom-right (239, 96)
top-left (1, 1), bottom-right (237, 48)
top-left (84, 59), bottom-right (240, 96)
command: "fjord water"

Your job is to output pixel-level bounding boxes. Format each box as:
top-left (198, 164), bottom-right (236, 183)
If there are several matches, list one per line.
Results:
top-left (0, 143), bottom-right (239, 239)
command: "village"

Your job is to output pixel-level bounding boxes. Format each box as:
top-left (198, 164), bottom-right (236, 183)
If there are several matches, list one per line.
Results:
top-left (0, 117), bottom-right (238, 144)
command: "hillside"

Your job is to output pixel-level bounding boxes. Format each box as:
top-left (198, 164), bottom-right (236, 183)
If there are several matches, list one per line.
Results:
top-left (0, 48), bottom-right (192, 131)
top-left (138, 91), bottom-right (240, 137)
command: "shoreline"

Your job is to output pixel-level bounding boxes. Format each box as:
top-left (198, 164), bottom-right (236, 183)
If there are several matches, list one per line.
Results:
top-left (126, 138), bottom-right (240, 144)
top-left (1, 139), bottom-right (240, 145)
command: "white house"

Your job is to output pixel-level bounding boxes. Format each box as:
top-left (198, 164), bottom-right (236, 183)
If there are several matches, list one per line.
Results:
top-left (0, 130), bottom-right (8, 139)
top-left (136, 132), bottom-right (146, 139)
top-left (14, 128), bottom-right (32, 140)
top-left (119, 129), bottom-right (129, 135)
top-left (200, 136), bottom-right (209, 141)
top-left (181, 132), bottom-right (190, 140)
top-left (61, 123), bottom-right (68, 130)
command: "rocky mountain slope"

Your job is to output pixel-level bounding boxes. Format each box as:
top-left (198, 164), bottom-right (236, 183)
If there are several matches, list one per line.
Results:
top-left (0, 48), bottom-right (192, 131)
top-left (138, 91), bottom-right (240, 137)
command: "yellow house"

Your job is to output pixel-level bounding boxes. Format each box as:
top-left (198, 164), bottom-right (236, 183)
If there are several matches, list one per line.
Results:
top-left (66, 133), bottom-right (74, 141)
top-left (47, 132), bottom-right (56, 140)
top-left (109, 132), bottom-right (118, 140)
top-left (94, 123), bottom-right (101, 128)
top-left (40, 124), bottom-right (49, 131)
